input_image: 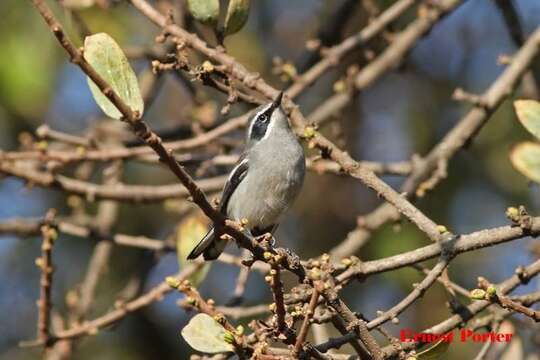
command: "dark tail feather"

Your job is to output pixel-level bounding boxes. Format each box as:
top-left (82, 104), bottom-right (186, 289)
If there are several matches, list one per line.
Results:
top-left (186, 228), bottom-right (227, 261)
top-left (187, 228), bottom-right (214, 260)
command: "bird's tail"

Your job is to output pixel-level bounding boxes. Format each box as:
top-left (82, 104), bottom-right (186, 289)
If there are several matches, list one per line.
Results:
top-left (186, 228), bottom-right (227, 261)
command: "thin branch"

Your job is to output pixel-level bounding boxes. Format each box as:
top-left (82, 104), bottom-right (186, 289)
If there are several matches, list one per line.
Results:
top-left (307, 0), bottom-right (465, 124)
top-left (228, 249), bottom-right (251, 305)
top-left (494, 0), bottom-right (540, 96)
top-left (287, 0), bottom-right (418, 98)
top-left (322, 277), bottom-right (383, 360)
top-left (330, 24), bottom-right (540, 259)
top-left (0, 114), bottom-right (248, 163)
top-left (307, 158), bottom-right (412, 176)
top-left (337, 216), bottom-right (540, 281)
top-left (381, 259), bottom-right (540, 358)
top-left (476, 278), bottom-right (540, 322)
top-left (216, 304), bottom-right (269, 320)
top-left (0, 161), bottom-right (226, 202)
top-left (0, 217), bottom-right (173, 251)
top-left (294, 282), bottom-right (321, 356)
top-left (270, 265), bottom-right (287, 334)
top-left (367, 256), bottom-right (451, 329)
top-left (36, 125), bottom-right (92, 147)
top-left (36, 209), bottom-right (57, 347)
top-left (74, 161), bottom-right (122, 320)
top-left (472, 319), bottom-right (501, 360)
top-left (26, 263), bottom-right (203, 346)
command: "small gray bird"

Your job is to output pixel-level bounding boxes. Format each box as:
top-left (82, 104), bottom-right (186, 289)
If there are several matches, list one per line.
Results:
top-left (187, 93), bottom-right (305, 260)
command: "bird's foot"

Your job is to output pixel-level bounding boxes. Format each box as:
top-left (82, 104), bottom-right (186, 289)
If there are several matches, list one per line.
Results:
top-left (255, 232), bottom-right (274, 247)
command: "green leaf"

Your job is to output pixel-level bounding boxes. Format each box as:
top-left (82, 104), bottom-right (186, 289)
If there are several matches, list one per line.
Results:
top-left (416, 338), bottom-right (451, 359)
top-left (510, 141), bottom-right (540, 183)
top-left (83, 33), bottom-right (144, 119)
top-left (187, 0), bottom-right (220, 26)
top-left (181, 313), bottom-right (234, 353)
top-left (514, 100), bottom-right (540, 140)
top-left (224, 0), bottom-right (251, 36)
top-left (177, 213), bottom-right (211, 287)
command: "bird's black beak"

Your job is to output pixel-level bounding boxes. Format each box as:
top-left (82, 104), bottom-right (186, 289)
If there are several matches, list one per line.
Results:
top-left (271, 92), bottom-right (284, 109)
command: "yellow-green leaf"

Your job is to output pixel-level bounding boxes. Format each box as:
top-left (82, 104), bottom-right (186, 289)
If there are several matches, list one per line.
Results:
top-left (224, 0), bottom-right (250, 36)
top-left (181, 313), bottom-right (234, 353)
top-left (416, 338), bottom-right (451, 359)
top-left (177, 213), bottom-right (211, 287)
top-left (83, 33), bottom-right (144, 119)
top-left (62, 0), bottom-right (95, 9)
top-left (515, 100), bottom-right (540, 140)
top-left (187, 0), bottom-right (220, 26)
top-left (510, 141), bottom-right (540, 183)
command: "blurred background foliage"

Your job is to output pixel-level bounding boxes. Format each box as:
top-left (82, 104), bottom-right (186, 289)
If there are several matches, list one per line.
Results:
top-left (1, 0), bottom-right (540, 359)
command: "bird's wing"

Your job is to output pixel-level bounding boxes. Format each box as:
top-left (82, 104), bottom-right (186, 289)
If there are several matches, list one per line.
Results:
top-left (219, 154), bottom-right (249, 213)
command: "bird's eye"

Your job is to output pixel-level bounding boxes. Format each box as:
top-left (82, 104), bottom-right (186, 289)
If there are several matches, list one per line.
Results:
top-left (258, 114), bottom-right (269, 123)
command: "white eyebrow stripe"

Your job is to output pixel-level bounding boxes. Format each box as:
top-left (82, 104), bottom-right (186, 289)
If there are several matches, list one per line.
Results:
top-left (247, 103), bottom-right (273, 140)
top-left (260, 112), bottom-right (277, 142)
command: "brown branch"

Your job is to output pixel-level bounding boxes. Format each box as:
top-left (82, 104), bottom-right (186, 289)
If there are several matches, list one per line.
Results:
top-left (287, 0), bottom-right (418, 98)
top-left (293, 0), bottom-right (359, 73)
top-left (294, 283), bottom-right (321, 356)
top-left (0, 217), bottom-right (173, 251)
top-left (330, 24), bottom-right (540, 259)
top-left (283, 215), bottom-right (540, 308)
top-left (495, 296), bottom-right (540, 322)
top-left (315, 260), bottom-right (540, 357)
top-left (36, 209), bottom-right (57, 347)
top-left (367, 256), bottom-right (451, 329)
top-left (36, 125), bottom-right (92, 147)
top-left (0, 161), bottom-right (226, 202)
top-left (8, 212), bottom-right (540, 306)
top-left (46, 312), bottom-right (73, 360)
top-left (216, 304), bottom-right (269, 320)
top-left (476, 278), bottom-right (540, 322)
top-left (412, 264), bottom-right (470, 298)
top-left (74, 161), bottom-right (122, 321)
top-left (307, 0), bottom-right (465, 124)
top-left (494, 0), bottom-right (540, 96)
top-left (472, 319), bottom-right (502, 360)
top-left (310, 133), bottom-right (442, 241)
top-left (337, 215), bottom-right (540, 281)
top-left (269, 265), bottom-right (287, 334)
top-left (328, 315), bottom-right (370, 358)
top-left (307, 158), bottom-right (412, 176)
top-left (229, 249), bottom-right (251, 305)
top-left (321, 277), bottom-right (383, 360)
top-left (380, 259), bottom-right (540, 358)
top-left (26, 263), bottom-right (203, 346)
top-left (0, 114), bottom-right (248, 163)
top-left (9, 209), bottom-right (538, 344)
